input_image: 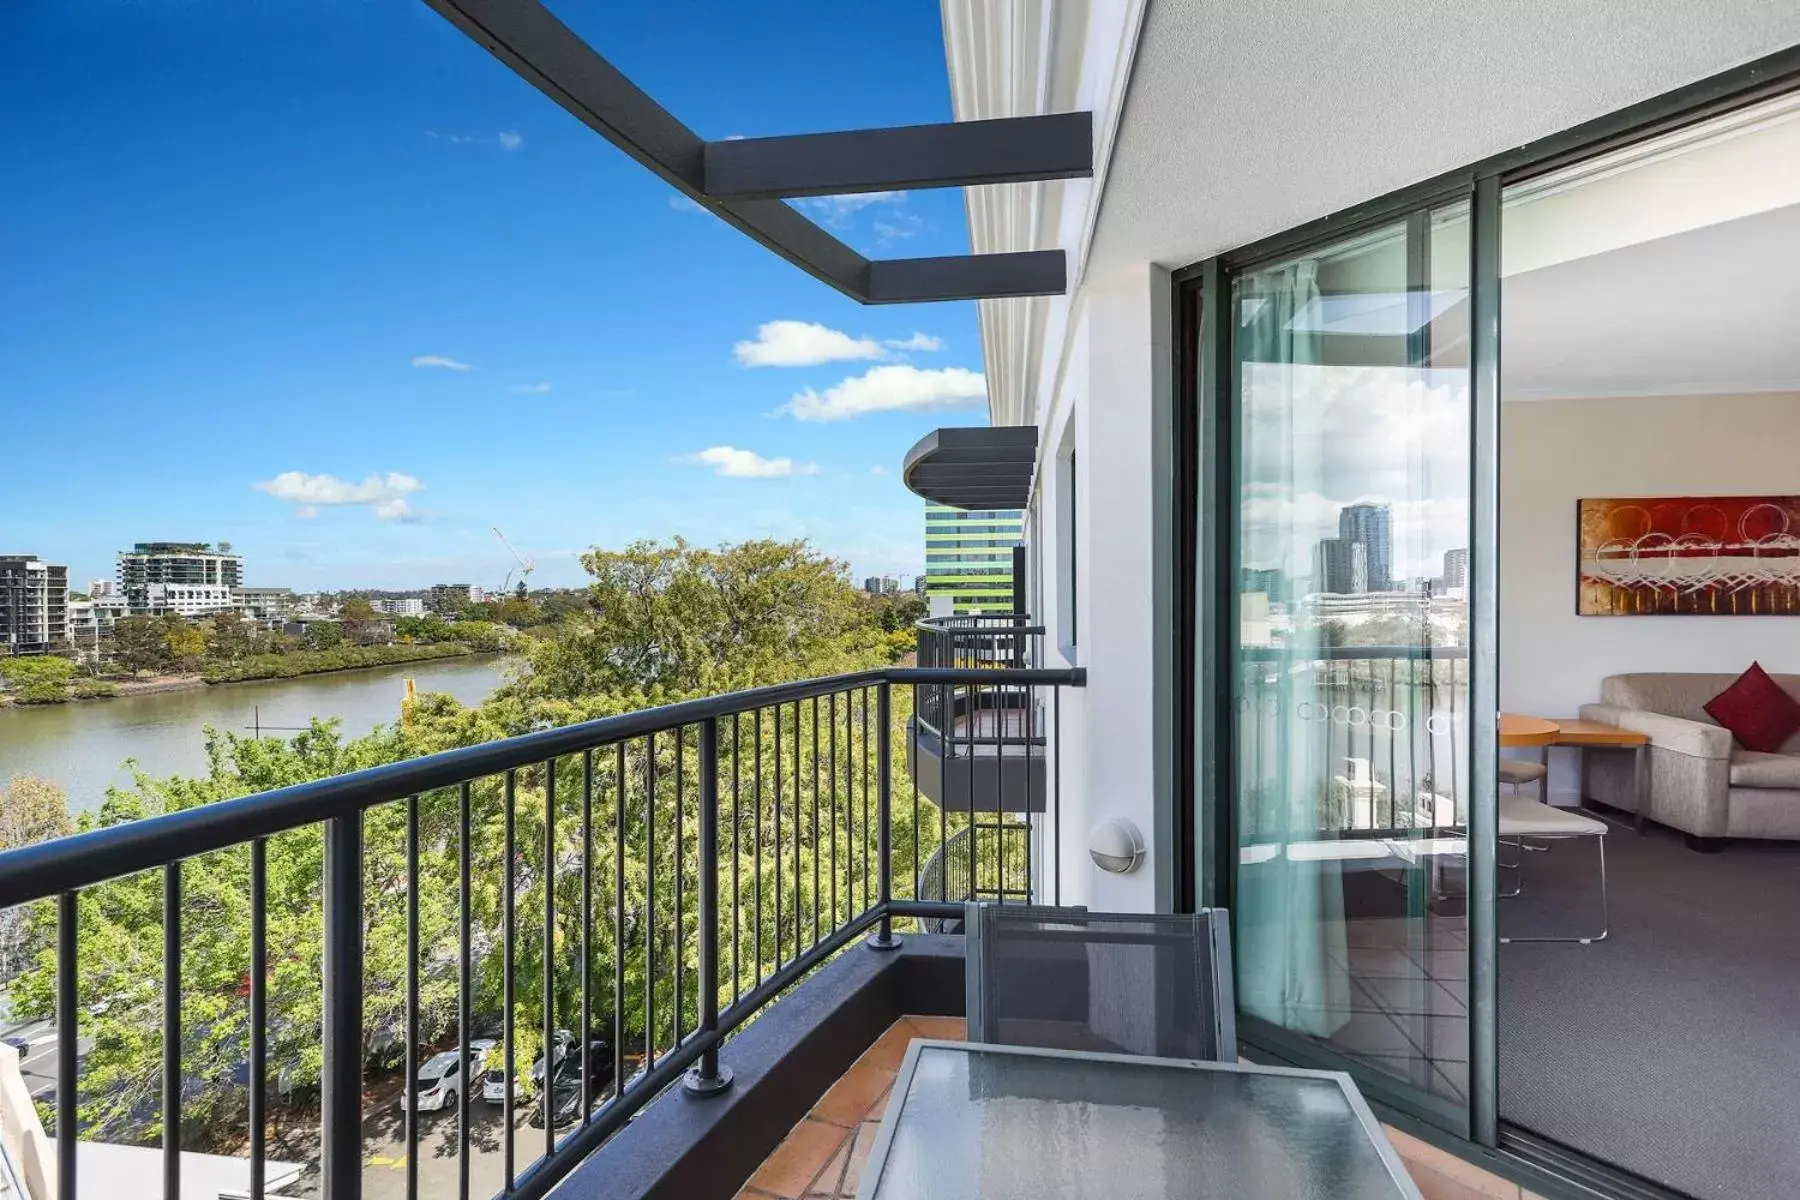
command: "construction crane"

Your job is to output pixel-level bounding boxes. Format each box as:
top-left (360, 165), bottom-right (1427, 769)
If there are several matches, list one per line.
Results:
top-left (493, 526), bottom-right (536, 595)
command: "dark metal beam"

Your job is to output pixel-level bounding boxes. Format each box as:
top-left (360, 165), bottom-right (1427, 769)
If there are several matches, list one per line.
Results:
top-left (703, 112), bottom-right (1092, 200)
top-left (423, 0), bottom-right (1070, 305)
top-left (869, 251), bottom-right (1066, 304)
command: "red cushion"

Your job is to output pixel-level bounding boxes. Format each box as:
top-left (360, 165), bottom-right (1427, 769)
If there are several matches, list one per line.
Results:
top-left (1703, 663), bottom-right (1800, 754)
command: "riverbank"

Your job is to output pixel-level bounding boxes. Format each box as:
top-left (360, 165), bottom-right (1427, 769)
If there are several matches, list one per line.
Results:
top-left (0, 644), bottom-right (490, 707)
top-left (0, 655), bottom-right (513, 810)
top-left (201, 642), bottom-right (474, 684)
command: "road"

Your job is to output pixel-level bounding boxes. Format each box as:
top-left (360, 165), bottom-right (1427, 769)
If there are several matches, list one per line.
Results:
top-left (355, 1099), bottom-right (539, 1200)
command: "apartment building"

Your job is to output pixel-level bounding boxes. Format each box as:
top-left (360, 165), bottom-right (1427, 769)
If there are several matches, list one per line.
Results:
top-left (373, 597), bottom-right (427, 617)
top-left (921, 505), bottom-right (1022, 614)
top-left (428, 583), bottom-right (483, 614)
top-left (117, 542), bottom-right (242, 617)
top-left (0, 556), bottom-right (69, 654)
top-left (235, 586), bottom-right (295, 622)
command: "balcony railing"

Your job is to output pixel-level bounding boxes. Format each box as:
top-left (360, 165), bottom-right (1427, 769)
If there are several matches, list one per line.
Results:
top-left (1237, 645), bottom-right (1470, 840)
top-left (909, 614), bottom-right (1050, 829)
top-left (0, 662), bottom-right (1082, 1200)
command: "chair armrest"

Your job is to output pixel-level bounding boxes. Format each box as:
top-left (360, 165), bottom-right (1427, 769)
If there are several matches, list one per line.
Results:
top-left (1578, 703), bottom-right (1732, 759)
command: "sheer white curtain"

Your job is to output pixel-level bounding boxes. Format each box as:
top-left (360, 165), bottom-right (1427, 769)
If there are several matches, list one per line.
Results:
top-left (1235, 260), bottom-right (1353, 1037)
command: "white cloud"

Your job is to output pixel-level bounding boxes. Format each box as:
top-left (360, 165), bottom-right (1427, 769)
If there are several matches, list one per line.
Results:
top-left (254, 471), bottom-right (423, 519)
top-left (510, 382), bottom-right (552, 395)
top-left (412, 355), bottom-right (474, 372)
top-left (871, 210), bottom-right (924, 247)
top-left (777, 365), bottom-right (986, 422)
top-left (669, 195), bottom-right (706, 213)
top-left (496, 130), bottom-right (523, 151)
top-left (883, 332), bottom-right (943, 352)
top-left (798, 190), bottom-right (906, 227)
top-left (733, 320), bottom-right (884, 368)
top-left (675, 446), bottom-right (820, 479)
top-left (869, 465), bottom-right (889, 476)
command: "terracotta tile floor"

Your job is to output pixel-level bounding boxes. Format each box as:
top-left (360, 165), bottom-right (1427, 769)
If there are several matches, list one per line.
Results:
top-left (735, 1015), bottom-right (1534, 1200)
top-left (736, 1015), bottom-right (966, 1199)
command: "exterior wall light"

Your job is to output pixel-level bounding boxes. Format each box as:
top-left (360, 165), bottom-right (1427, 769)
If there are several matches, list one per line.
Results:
top-left (1086, 818), bottom-right (1144, 874)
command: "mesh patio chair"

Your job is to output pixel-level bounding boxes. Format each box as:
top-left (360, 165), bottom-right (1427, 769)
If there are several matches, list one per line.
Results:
top-left (964, 904), bottom-right (1237, 1062)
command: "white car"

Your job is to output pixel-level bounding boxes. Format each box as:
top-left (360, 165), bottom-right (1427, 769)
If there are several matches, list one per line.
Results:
top-left (404, 1040), bottom-right (494, 1114)
top-left (482, 1030), bottom-right (575, 1104)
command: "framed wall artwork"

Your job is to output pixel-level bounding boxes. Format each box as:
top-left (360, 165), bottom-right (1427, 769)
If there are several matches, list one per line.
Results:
top-left (1578, 495), bottom-right (1800, 615)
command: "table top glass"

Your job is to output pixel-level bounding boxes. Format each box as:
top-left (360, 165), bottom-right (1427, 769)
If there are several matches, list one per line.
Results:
top-left (860, 1042), bottom-right (1419, 1200)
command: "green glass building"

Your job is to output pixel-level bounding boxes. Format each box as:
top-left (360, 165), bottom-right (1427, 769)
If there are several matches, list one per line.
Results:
top-left (923, 505), bottom-right (1023, 614)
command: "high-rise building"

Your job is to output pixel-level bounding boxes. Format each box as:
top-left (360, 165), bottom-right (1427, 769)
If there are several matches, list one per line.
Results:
top-left (0, 555), bottom-right (69, 654)
top-left (924, 505), bottom-right (1023, 614)
top-left (1240, 567), bottom-right (1285, 599)
top-left (1338, 503), bottom-right (1392, 591)
top-left (429, 583), bottom-right (483, 614)
top-left (1442, 547), bottom-right (1469, 590)
top-left (1313, 538), bottom-right (1368, 595)
top-left (862, 576), bottom-right (900, 595)
top-left (374, 597), bottom-right (428, 617)
top-left (118, 542), bottom-right (242, 616)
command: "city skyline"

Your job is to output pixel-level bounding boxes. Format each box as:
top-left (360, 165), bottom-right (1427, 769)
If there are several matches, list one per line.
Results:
top-left (1, 4), bottom-right (977, 593)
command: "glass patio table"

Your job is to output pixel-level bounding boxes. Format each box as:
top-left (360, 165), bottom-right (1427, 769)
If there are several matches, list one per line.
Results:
top-left (857, 1041), bottom-right (1422, 1200)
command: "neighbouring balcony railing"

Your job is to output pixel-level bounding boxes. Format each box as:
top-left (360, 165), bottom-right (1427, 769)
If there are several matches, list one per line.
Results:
top-left (1236, 645), bottom-right (1470, 840)
top-left (0, 663), bottom-right (1082, 1200)
top-left (909, 615), bottom-right (1050, 830)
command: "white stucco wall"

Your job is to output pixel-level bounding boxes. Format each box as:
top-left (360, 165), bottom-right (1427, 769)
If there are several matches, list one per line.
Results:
top-left (1028, 264), bottom-right (1173, 913)
top-left (1500, 392), bottom-right (1800, 799)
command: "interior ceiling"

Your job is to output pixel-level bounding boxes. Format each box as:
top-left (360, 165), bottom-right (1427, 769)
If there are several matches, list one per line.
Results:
top-left (1502, 201), bottom-right (1800, 400)
top-left (1086, 0), bottom-right (1800, 275)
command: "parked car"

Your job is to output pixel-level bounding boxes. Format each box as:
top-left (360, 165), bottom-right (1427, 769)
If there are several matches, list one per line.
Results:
top-left (404, 1040), bottom-right (495, 1114)
top-left (482, 1029), bottom-right (576, 1104)
top-left (528, 1038), bottom-right (615, 1128)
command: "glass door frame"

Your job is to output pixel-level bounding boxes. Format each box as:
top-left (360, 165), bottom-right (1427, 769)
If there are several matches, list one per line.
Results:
top-left (1171, 40), bottom-right (1800, 1188)
top-left (1178, 177), bottom-right (1497, 1146)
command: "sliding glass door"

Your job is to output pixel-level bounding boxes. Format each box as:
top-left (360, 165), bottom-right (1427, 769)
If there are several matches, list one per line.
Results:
top-left (1223, 202), bottom-right (1477, 1127)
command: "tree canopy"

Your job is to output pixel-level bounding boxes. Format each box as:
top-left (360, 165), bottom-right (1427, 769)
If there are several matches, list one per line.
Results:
top-left (11, 538), bottom-right (953, 1153)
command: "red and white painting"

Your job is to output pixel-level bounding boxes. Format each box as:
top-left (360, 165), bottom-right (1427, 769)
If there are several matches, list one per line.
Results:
top-left (1578, 496), bottom-right (1800, 616)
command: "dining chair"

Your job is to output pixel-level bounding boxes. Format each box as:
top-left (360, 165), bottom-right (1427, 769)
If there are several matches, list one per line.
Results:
top-left (963, 905), bottom-right (1237, 1062)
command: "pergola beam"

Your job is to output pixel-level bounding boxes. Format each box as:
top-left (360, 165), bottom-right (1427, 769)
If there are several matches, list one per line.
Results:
top-left (424, 0), bottom-right (1079, 305)
top-left (702, 113), bottom-right (1092, 201)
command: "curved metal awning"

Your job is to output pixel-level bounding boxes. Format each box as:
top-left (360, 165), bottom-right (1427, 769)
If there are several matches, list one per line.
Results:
top-left (902, 426), bottom-right (1037, 510)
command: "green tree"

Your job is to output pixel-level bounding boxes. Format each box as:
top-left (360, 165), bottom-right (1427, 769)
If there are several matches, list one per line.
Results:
top-left (0, 656), bottom-right (77, 703)
top-left (110, 616), bottom-right (170, 675)
top-left (10, 537), bottom-right (950, 1153)
top-left (203, 612), bottom-right (258, 664)
top-left (304, 621), bottom-right (345, 651)
top-left (519, 538), bottom-right (867, 699)
top-left (163, 616), bottom-right (208, 670)
top-left (338, 597), bottom-right (385, 646)
top-left (0, 776), bottom-right (72, 981)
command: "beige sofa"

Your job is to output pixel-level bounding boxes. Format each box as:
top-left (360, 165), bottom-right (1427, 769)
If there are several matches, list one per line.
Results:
top-left (1579, 672), bottom-right (1800, 845)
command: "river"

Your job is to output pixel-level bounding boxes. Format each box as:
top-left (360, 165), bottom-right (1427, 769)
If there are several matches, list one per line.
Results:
top-left (0, 655), bottom-right (513, 813)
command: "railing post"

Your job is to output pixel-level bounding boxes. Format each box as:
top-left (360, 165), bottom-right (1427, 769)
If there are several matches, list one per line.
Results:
top-left (321, 814), bottom-right (363, 1200)
top-left (870, 682), bottom-right (900, 951)
top-left (684, 717), bottom-right (734, 1096)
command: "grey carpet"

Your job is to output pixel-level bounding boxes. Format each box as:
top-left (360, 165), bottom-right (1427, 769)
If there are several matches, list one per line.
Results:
top-left (1498, 820), bottom-right (1800, 1199)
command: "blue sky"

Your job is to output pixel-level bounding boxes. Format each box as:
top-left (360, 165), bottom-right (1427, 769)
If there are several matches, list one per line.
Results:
top-left (0, 1), bottom-right (987, 592)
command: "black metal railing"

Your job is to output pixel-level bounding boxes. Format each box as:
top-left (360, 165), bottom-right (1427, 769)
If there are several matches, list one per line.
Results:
top-left (913, 613), bottom-right (1044, 746)
top-left (1236, 645), bottom-right (1469, 839)
top-left (0, 663), bottom-right (1082, 1200)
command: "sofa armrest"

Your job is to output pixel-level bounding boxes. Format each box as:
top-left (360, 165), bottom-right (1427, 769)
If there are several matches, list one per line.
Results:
top-left (1578, 703), bottom-right (1733, 759)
